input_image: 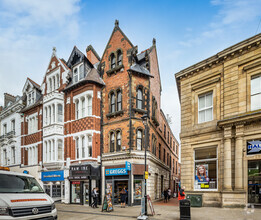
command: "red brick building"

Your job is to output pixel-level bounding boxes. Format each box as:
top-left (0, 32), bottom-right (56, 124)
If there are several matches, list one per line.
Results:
top-left (100, 21), bottom-right (179, 205)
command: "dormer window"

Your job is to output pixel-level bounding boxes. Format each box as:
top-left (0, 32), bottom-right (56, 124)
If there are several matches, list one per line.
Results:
top-left (79, 64), bottom-right (84, 80)
top-left (117, 50), bottom-right (122, 66)
top-left (111, 53), bottom-right (116, 69)
top-left (74, 67), bottom-right (78, 83)
top-left (28, 93), bottom-right (31, 105)
top-left (27, 91), bottom-right (35, 106)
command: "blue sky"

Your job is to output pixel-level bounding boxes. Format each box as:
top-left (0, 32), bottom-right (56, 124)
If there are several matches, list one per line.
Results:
top-left (0, 0), bottom-right (261, 140)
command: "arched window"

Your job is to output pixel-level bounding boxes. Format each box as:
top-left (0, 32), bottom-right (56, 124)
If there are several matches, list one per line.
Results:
top-left (110, 132), bottom-right (115, 152)
top-left (75, 100), bottom-right (79, 120)
top-left (79, 64), bottom-right (84, 80)
top-left (58, 140), bottom-right (63, 160)
top-left (137, 89), bottom-right (143, 109)
top-left (88, 136), bottom-right (92, 157)
top-left (117, 91), bottom-right (122, 111)
top-left (75, 138), bottom-right (79, 159)
top-left (82, 136), bottom-right (85, 158)
top-left (82, 98), bottom-right (85, 117)
top-left (110, 53), bottom-right (116, 69)
top-left (74, 67), bottom-right (78, 83)
top-left (117, 50), bottom-right (122, 66)
top-left (87, 96), bottom-right (92, 116)
top-left (58, 104), bottom-right (63, 122)
top-left (137, 129), bottom-right (142, 150)
top-left (116, 131), bottom-right (121, 151)
top-left (110, 93), bottom-right (115, 113)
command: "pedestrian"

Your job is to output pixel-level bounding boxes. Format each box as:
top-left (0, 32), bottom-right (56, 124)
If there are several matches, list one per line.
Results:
top-left (178, 186), bottom-right (186, 201)
top-left (167, 188), bottom-right (171, 201)
top-left (163, 188), bottom-right (168, 203)
top-left (91, 187), bottom-right (99, 208)
top-left (120, 187), bottom-right (127, 208)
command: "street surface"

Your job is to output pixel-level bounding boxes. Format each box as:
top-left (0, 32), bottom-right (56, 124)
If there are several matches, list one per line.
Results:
top-left (56, 198), bottom-right (261, 220)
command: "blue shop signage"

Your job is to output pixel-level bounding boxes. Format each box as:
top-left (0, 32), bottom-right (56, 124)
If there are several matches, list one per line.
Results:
top-left (247, 140), bottom-right (261, 155)
top-left (105, 168), bottom-right (128, 176)
top-left (105, 161), bottom-right (131, 176)
top-left (41, 170), bottom-right (64, 182)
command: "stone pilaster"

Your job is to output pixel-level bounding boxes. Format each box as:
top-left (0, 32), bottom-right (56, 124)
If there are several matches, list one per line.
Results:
top-left (223, 126), bottom-right (232, 191)
top-left (235, 124), bottom-right (244, 190)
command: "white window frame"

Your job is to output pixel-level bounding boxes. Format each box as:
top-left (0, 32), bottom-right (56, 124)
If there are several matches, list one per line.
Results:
top-left (198, 92), bottom-right (213, 123)
top-left (193, 146), bottom-right (218, 192)
top-left (87, 135), bottom-right (92, 157)
top-left (251, 75), bottom-right (261, 111)
top-left (11, 146), bottom-right (15, 164)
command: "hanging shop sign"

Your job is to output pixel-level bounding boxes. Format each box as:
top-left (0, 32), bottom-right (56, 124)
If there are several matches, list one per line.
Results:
top-left (105, 168), bottom-right (128, 176)
top-left (125, 161), bottom-right (131, 171)
top-left (41, 170), bottom-right (64, 182)
top-left (247, 140), bottom-right (261, 155)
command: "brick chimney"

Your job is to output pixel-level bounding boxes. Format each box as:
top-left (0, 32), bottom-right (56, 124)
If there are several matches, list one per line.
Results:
top-left (4, 93), bottom-right (16, 107)
top-left (86, 45), bottom-right (100, 65)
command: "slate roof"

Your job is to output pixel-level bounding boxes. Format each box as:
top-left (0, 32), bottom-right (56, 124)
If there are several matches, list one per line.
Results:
top-left (27, 77), bottom-right (41, 90)
top-left (20, 96), bottom-right (43, 113)
top-left (128, 63), bottom-right (152, 77)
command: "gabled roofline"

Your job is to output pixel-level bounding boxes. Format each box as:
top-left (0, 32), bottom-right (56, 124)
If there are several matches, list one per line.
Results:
top-left (99, 20), bottom-right (134, 64)
top-left (86, 44), bottom-right (101, 61)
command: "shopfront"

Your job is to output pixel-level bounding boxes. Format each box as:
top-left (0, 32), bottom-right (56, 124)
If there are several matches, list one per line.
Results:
top-left (69, 164), bottom-right (100, 205)
top-left (104, 162), bottom-right (145, 206)
top-left (247, 140), bottom-right (261, 206)
top-left (41, 170), bottom-right (65, 201)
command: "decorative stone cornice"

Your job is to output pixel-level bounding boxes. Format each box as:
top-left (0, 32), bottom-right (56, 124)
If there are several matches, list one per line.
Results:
top-left (175, 33), bottom-right (261, 100)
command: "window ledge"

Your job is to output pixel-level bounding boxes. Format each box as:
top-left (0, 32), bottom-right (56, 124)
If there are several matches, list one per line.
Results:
top-left (133, 108), bottom-right (146, 114)
top-left (106, 64), bottom-right (124, 76)
top-left (106, 110), bottom-right (124, 119)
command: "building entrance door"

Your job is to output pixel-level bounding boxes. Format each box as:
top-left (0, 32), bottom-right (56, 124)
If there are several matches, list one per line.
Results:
top-left (248, 160), bottom-right (261, 205)
top-left (114, 180), bottom-right (128, 204)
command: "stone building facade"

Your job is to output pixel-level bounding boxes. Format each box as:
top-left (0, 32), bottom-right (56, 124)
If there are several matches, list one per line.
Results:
top-left (176, 33), bottom-right (261, 207)
top-left (100, 21), bottom-right (179, 205)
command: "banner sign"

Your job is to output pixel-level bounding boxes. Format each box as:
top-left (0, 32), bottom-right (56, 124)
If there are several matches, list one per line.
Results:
top-left (105, 168), bottom-right (128, 176)
top-left (125, 161), bottom-right (131, 171)
top-left (247, 141), bottom-right (261, 155)
top-left (41, 170), bottom-right (64, 182)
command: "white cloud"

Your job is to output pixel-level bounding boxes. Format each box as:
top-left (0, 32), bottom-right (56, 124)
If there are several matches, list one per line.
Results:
top-left (0, 0), bottom-right (81, 106)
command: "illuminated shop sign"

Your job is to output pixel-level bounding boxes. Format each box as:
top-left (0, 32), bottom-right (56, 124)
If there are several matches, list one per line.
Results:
top-left (41, 170), bottom-right (64, 182)
top-left (247, 140), bottom-right (261, 155)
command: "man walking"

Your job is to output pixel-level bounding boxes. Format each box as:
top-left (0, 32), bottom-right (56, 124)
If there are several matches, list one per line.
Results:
top-left (91, 187), bottom-right (99, 208)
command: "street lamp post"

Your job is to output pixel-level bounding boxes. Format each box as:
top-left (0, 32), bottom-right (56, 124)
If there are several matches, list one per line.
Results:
top-left (141, 113), bottom-right (148, 216)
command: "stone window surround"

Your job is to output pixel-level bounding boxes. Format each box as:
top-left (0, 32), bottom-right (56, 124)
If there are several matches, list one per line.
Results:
top-left (136, 127), bottom-right (144, 151)
top-left (245, 64), bottom-right (261, 112)
top-left (46, 68), bottom-right (60, 93)
top-left (198, 92), bottom-right (213, 124)
top-left (191, 79), bottom-right (219, 127)
top-left (73, 90), bottom-right (93, 120)
top-left (43, 138), bottom-right (63, 163)
top-left (192, 142), bottom-right (219, 192)
top-left (26, 145), bottom-right (38, 166)
top-left (0, 145), bottom-right (17, 166)
top-left (73, 133), bottom-right (92, 159)
top-left (27, 112), bottom-right (38, 134)
top-left (44, 102), bottom-right (63, 126)
top-left (107, 88), bottom-right (122, 116)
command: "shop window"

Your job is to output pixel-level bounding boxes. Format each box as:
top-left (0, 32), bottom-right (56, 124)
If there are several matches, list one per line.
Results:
top-left (136, 89), bottom-right (143, 109)
top-left (71, 182), bottom-right (81, 204)
top-left (251, 75), bottom-right (261, 111)
top-left (137, 129), bottom-right (142, 150)
top-left (198, 92), bottom-right (213, 123)
top-left (116, 131), bottom-right (121, 151)
top-left (133, 180), bottom-right (144, 202)
top-left (110, 132), bottom-right (115, 152)
top-left (194, 147), bottom-right (217, 190)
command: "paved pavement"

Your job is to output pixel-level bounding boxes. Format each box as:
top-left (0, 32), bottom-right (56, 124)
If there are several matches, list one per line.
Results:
top-left (56, 198), bottom-right (261, 220)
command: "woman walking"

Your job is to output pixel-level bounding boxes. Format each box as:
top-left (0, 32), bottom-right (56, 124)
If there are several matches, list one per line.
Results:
top-left (120, 187), bottom-right (127, 208)
top-left (163, 188), bottom-right (168, 203)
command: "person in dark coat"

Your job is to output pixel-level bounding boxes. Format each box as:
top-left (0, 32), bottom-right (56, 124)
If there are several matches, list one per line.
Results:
top-left (120, 187), bottom-right (127, 208)
top-left (163, 188), bottom-right (168, 203)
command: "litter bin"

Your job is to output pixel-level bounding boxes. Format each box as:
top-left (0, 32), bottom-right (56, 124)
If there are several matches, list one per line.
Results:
top-left (179, 199), bottom-right (191, 220)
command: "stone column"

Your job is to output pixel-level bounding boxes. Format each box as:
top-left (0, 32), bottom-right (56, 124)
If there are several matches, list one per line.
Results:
top-left (235, 124), bottom-right (244, 190)
top-left (223, 126), bottom-right (232, 190)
